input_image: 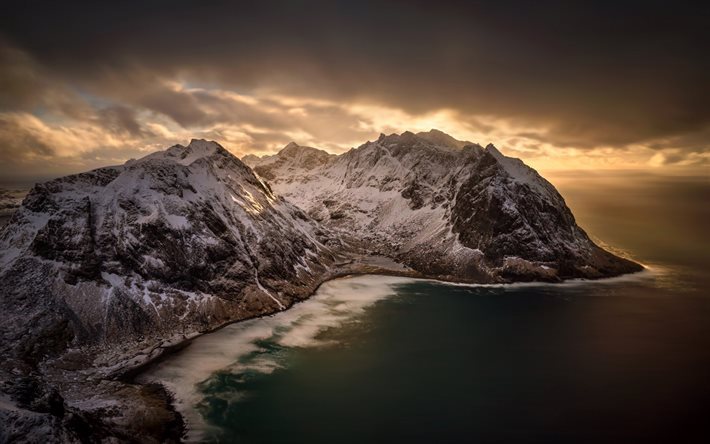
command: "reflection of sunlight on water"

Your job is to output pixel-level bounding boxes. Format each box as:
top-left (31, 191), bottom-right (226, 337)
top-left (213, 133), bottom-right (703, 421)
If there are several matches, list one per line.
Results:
top-left (639, 262), bottom-right (703, 295)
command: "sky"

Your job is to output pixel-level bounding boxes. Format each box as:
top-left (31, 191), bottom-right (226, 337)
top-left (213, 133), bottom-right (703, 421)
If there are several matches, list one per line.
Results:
top-left (0, 0), bottom-right (708, 183)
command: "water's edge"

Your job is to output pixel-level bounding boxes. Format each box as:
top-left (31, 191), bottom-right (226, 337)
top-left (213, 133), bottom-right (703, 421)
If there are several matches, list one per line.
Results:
top-left (127, 264), bottom-right (650, 381)
top-left (132, 264), bottom-right (652, 440)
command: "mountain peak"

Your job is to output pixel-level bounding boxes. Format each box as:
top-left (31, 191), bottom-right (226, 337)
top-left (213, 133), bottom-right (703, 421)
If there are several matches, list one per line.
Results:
top-left (247, 142), bottom-right (335, 179)
top-left (188, 138), bottom-right (218, 147)
top-left (186, 138), bottom-right (229, 158)
top-left (134, 139), bottom-right (230, 167)
top-left (277, 141), bottom-right (331, 159)
top-left (484, 143), bottom-right (503, 158)
top-left (415, 129), bottom-right (469, 149)
top-left (279, 141), bottom-right (329, 157)
top-left (374, 129), bottom-right (469, 150)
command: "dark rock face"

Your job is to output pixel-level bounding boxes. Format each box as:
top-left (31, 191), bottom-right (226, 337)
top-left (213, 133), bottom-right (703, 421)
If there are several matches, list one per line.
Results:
top-left (452, 151), bottom-right (579, 262)
top-left (246, 130), bottom-right (642, 282)
top-left (450, 148), bottom-right (640, 279)
top-left (0, 140), bottom-right (342, 442)
top-left (1, 140), bottom-right (336, 347)
top-left (0, 132), bottom-right (641, 442)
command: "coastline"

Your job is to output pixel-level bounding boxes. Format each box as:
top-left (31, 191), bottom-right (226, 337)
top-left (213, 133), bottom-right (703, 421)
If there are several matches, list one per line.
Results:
top-left (124, 261), bottom-right (648, 382)
top-left (131, 260), bottom-right (650, 440)
top-left (118, 263), bottom-right (423, 381)
top-left (0, 243), bottom-right (644, 442)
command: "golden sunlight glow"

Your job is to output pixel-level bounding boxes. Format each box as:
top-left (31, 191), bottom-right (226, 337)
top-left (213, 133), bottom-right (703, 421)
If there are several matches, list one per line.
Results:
top-left (2, 86), bottom-right (706, 180)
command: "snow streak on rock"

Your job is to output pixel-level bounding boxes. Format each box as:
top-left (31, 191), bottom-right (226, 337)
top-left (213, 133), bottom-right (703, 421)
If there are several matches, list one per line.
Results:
top-left (245, 130), bottom-right (641, 283)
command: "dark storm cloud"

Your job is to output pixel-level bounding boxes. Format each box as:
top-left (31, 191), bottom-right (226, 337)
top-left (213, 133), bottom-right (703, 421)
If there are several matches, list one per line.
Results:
top-left (0, 0), bottom-right (708, 158)
top-left (95, 105), bottom-right (152, 137)
top-left (138, 86), bottom-right (210, 128)
top-left (0, 42), bottom-right (43, 110)
top-left (0, 40), bottom-right (93, 119)
top-left (0, 116), bottom-right (54, 158)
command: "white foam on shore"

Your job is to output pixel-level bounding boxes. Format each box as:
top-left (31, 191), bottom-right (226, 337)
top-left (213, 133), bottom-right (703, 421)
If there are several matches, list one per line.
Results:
top-left (427, 266), bottom-right (657, 290)
top-left (137, 275), bottom-right (412, 442)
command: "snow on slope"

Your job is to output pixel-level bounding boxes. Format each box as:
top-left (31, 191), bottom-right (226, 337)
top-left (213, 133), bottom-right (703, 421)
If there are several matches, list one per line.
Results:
top-left (0, 140), bottom-right (340, 359)
top-left (246, 130), bottom-right (642, 282)
top-left (0, 189), bottom-right (26, 228)
top-left (0, 132), bottom-right (643, 442)
top-left (0, 139), bottom-right (353, 442)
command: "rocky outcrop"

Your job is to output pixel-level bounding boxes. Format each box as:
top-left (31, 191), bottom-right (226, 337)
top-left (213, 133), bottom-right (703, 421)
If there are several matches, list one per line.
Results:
top-left (245, 130), bottom-right (641, 282)
top-left (0, 140), bottom-right (344, 442)
top-left (0, 189), bottom-right (26, 228)
top-left (0, 132), bottom-right (641, 442)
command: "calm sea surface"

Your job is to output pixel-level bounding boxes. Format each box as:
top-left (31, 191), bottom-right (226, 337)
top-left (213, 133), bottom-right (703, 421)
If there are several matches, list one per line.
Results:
top-left (140, 173), bottom-right (710, 443)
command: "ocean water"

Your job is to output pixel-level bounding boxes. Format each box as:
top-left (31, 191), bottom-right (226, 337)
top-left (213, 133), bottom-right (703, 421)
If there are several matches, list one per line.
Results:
top-left (138, 173), bottom-right (709, 443)
top-left (140, 269), bottom-right (709, 444)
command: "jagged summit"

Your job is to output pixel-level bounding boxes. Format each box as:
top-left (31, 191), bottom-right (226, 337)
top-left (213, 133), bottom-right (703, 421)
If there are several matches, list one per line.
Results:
top-left (277, 141), bottom-right (328, 157)
top-left (369, 129), bottom-right (473, 151)
top-left (130, 138), bottom-right (231, 167)
top-left (248, 129), bottom-right (641, 281)
top-left (245, 130), bottom-right (481, 169)
top-left (281, 141), bottom-right (300, 151)
top-left (416, 128), bottom-right (471, 149)
top-left (0, 138), bottom-right (339, 351)
top-left (243, 141), bottom-right (335, 179)
top-left (0, 132), bottom-right (641, 441)
top-left (485, 142), bottom-right (499, 153)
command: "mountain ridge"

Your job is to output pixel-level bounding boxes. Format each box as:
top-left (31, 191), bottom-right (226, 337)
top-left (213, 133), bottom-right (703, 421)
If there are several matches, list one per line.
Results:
top-left (245, 130), bottom-right (640, 282)
top-left (0, 132), bottom-right (641, 442)
top-left (0, 139), bottom-right (354, 442)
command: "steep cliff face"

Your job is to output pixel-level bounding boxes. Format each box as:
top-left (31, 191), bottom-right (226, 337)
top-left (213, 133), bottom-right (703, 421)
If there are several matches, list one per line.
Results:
top-left (246, 130), bottom-right (641, 282)
top-left (0, 132), bottom-right (641, 442)
top-left (0, 140), bottom-right (343, 442)
top-left (0, 140), bottom-right (338, 350)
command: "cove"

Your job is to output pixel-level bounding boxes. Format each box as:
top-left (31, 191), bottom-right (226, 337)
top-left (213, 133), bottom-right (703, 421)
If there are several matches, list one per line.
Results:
top-left (139, 269), bottom-right (710, 443)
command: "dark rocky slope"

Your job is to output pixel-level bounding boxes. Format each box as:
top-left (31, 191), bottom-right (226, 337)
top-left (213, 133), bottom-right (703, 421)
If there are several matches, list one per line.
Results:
top-left (246, 130), bottom-right (641, 283)
top-left (0, 140), bottom-right (347, 442)
top-left (0, 133), bottom-right (641, 442)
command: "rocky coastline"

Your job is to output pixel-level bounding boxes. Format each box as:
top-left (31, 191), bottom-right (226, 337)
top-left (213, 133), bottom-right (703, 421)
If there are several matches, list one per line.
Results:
top-left (0, 134), bottom-right (642, 443)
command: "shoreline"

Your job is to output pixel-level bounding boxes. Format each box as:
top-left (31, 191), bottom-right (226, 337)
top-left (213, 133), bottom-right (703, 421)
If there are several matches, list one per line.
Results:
top-left (118, 264), bottom-right (423, 381)
top-left (126, 262), bottom-right (650, 440)
top-left (124, 261), bottom-right (650, 381)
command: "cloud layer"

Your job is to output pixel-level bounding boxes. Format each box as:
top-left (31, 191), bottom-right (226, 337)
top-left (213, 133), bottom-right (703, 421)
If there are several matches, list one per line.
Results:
top-left (0, 0), bottom-right (708, 182)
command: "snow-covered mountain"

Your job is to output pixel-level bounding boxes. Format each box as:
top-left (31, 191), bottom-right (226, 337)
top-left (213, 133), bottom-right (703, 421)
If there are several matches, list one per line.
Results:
top-left (1, 139), bottom-right (339, 345)
top-left (0, 133), bottom-right (641, 442)
top-left (245, 130), bottom-right (641, 282)
top-left (0, 140), bottom-right (347, 442)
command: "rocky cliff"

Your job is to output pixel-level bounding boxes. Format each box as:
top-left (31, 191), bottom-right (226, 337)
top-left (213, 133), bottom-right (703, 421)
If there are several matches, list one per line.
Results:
top-left (0, 140), bottom-right (344, 442)
top-left (246, 130), bottom-right (641, 283)
top-left (0, 132), bottom-right (641, 442)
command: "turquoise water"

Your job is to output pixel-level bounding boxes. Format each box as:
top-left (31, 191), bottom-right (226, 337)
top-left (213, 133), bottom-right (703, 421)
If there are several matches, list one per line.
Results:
top-left (141, 268), bottom-right (709, 443)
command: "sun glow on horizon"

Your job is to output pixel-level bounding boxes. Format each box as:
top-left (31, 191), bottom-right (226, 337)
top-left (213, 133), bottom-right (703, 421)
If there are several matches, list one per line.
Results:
top-left (1, 80), bottom-right (707, 182)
